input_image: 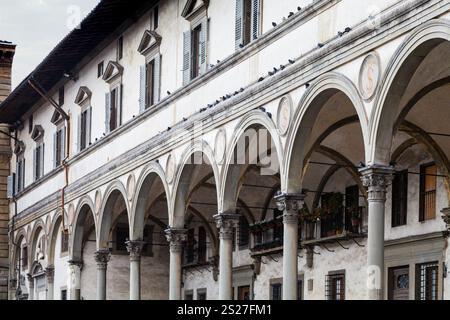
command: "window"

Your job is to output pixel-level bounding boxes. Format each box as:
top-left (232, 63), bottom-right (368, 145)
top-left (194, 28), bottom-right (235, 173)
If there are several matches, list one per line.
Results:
top-left (388, 266), bottom-right (409, 300)
top-left (345, 185), bottom-right (360, 233)
top-left (326, 272), bottom-right (345, 300)
top-left (28, 115), bottom-right (33, 134)
top-left (58, 86), bottom-right (65, 106)
top-left (416, 262), bottom-right (439, 300)
top-left (392, 170), bottom-right (408, 227)
top-left (182, 18), bottom-right (208, 85)
top-left (33, 143), bottom-right (44, 181)
top-left (185, 290), bottom-right (194, 300)
top-left (320, 193), bottom-right (344, 238)
top-left (270, 283), bottom-right (282, 300)
top-left (238, 285), bottom-right (251, 300)
top-left (298, 279), bottom-right (304, 300)
top-left (145, 60), bottom-right (155, 108)
top-left (53, 127), bottom-right (65, 168)
top-left (61, 230), bottom-right (69, 254)
top-left (114, 225), bottom-right (129, 252)
top-left (61, 289), bottom-right (67, 300)
top-left (191, 24), bottom-right (202, 80)
top-left (185, 228), bottom-right (195, 264)
top-left (78, 108), bottom-right (91, 151)
top-left (97, 61), bottom-right (104, 78)
top-left (117, 36), bottom-right (123, 61)
top-left (106, 86), bottom-right (122, 133)
top-left (238, 215), bottom-right (249, 249)
top-left (21, 246), bottom-right (28, 269)
top-left (16, 156), bottom-right (25, 193)
top-left (197, 289), bottom-right (207, 300)
top-left (153, 5), bottom-right (159, 30)
top-left (235, 0), bottom-right (261, 50)
top-left (420, 163), bottom-right (437, 221)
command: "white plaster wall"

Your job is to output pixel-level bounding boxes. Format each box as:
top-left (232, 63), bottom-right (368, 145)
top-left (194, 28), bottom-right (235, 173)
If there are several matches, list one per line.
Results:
top-left (53, 228), bottom-right (69, 300)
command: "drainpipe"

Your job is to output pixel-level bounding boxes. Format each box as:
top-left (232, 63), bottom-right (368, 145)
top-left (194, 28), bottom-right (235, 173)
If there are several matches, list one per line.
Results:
top-left (27, 78), bottom-right (70, 232)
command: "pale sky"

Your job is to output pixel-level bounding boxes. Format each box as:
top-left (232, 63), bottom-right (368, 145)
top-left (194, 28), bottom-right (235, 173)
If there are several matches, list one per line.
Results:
top-left (0, 0), bottom-right (100, 89)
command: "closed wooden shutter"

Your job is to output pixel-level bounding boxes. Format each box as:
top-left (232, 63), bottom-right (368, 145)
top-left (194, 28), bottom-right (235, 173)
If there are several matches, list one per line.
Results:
top-left (199, 18), bottom-right (208, 75)
top-left (182, 31), bottom-right (192, 85)
top-left (235, 0), bottom-right (244, 50)
top-left (118, 84), bottom-right (123, 126)
top-left (77, 114), bottom-right (82, 151)
top-left (105, 92), bottom-right (111, 133)
top-left (40, 143), bottom-right (45, 178)
top-left (60, 127), bottom-right (66, 162)
top-left (139, 65), bottom-right (146, 113)
top-left (86, 107), bottom-right (92, 146)
top-left (251, 0), bottom-right (260, 40)
top-left (153, 54), bottom-right (161, 104)
top-left (7, 174), bottom-right (15, 198)
top-left (53, 132), bottom-right (57, 168)
top-left (420, 163), bottom-right (437, 221)
top-left (33, 148), bottom-right (37, 181)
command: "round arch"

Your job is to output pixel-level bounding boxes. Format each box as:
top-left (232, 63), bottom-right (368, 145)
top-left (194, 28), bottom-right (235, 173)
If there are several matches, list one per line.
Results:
top-left (220, 110), bottom-right (284, 213)
top-left (130, 161), bottom-right (171, 240)
top-left (70, 196), bottom-right (96, 261)
top-left (171, 140), bottom-right (220, 228)
top-left (370, 19), bottom-right (450, 165)
top-left (284, 72), bottom-right (369, 193)
top-left (97, 181), bottom-right (130, 249)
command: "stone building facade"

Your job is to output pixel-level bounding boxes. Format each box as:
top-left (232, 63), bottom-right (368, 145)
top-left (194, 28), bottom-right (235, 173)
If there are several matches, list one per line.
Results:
top-left (0, 0), bottom-right (450, 300)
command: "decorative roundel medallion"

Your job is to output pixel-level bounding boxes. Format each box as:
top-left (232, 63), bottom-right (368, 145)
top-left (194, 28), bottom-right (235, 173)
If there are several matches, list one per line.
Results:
top-left (126, 174), bottom-right (135, 201)
top-left (358, 52), bottom-right (381, 101)
top-left (214, 129), bottom-right (227, 164)
top-left (166, 154), bottom-right (176, 184)
top-left (277, 96), bottom-right (293, 136)
top-left (94, 190), bottom-right (102, 215)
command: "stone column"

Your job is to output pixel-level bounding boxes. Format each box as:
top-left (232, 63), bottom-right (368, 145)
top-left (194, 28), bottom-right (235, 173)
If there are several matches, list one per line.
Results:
top-left (126, 240), bottom-right (145, 300)
top-left (165, 228), bottom-right (187, 300)
top-left (68, 260), bottom-right (82, 300)
top-left (26, 274), bottom-right (34, 300)
top-left (214, 212), bottom-right (240, 300)
top-left (275, 193), bottom-right (305, 300)
top-left (360, 165), bottom-right (394, 300)
top-left (94, 250), bottom-right (110, 300)
top-left (45, 266), bottom-right (54, 300)
top-left (442, 207), bottom-right (450, 299)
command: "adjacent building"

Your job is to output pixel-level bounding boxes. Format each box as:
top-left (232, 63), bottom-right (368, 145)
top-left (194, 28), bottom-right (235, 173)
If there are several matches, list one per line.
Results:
top-left (0, 0), bottom-right (449, 300)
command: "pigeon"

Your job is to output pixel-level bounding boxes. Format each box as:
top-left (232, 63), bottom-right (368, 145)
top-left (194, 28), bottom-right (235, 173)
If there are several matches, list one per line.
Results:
top-left (305, 83), bottom-right (310, 88)
top-left (239, 43), bottom-right (244, 48)
top-left (288, 59), bottom-right (295, 64)
top-left (258, 77), bottom-right (264, 82)
top-left (210, 64), bottom-right (215, 68)
top-left (273, 67), bottom-right (278, 73)
top-left (183, 117), bottom-right (188, 122)
top-left (268, 71), bottom-right (274, 76)
top-left (226, 94), bottom-right (231, 99)
top-left (216, 60), bottom-right (221, 64)
top-left (272, 22), bottom-right (277, 27)
top-left (240, 88), bottom-right (245, 92)
top-left (167, 127), bottom-right (171, 131)
top-left (280, 65), bottom-right (286, 70)
top-left (288, 12), bottom-right (294, 18)
top-left (318, 43), bottom-right (324, 48)
top-left (259, 107), bottom-right (266, 112)
top-left (297, 6), bottom-right (302, 11)
top-left (338, 31), bottom-right (344, 37)
top-left (167, 91), bottom-right (171, 95)
top-left (345, 27), bottom-right (352, 33)
top-left (207, 104), bottom-right (213, 108)
top-left (267, 112), bottom-right (272, 119)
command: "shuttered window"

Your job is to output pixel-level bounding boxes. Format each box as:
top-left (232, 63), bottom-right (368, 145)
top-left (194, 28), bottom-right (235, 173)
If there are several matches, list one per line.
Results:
top-left (235, 0), bottom-right (255, 50)
top-left (79, 108), bottom-right (91, 151)
top-left (419, 163), bottom-right (437, 222)
top-left (392, 170), bottom-right (408, 227)
top-left (53, 127), bottom-right (65, 168)
top-left (16, 157), bottom-right (25, 193)
top-left (183, 18), bottom-right (208, 85)
top-left (140, 55), bottom-right (161, 112)
top-left (191, 24), bottom-right (202, 80)
top-left (33, 143), bottom-right (44, 181)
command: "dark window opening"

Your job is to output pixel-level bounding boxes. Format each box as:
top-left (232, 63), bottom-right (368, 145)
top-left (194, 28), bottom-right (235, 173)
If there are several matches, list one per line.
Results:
top-left (146, 59), bottom-right (155, 109)
top-left (110, 88), bottom-right (118, 131)
top-left (326, 272), bottom-right (345, 300)
top-left (345, 185), bottom-right (361, 233)
top-left (114, 225), bottom-right (129, 252)
top-left (142, 225), bottom-right (154, 256)
top-left (185, 228), bottom-right (195, 264)
top-left (320, 193), bottom-right (344, 238)
top-left (298, 279), bottom-right (304, 300)
top-left (55, 129), bottom-right (63, 166)
top-left (21, 246), bottom-right (28, 269)
top-left (61, 289), bottom-right (67, 300)
top-left (243, 0), bottom-right (252, 46)
top-left (61, 230), bottom-right (69, 254)
top-left (28, 115), bottom-right (33, 134)
top-left (419, 163), bottom-right (437, 221)
top-left (198, 226), bottom-right (207, 263)
top-left (271, 283), bottom-right (282, 300)
top-left (191, 25), bottom-right (202, 80)
top-left (197, 290), bottom-right (207, 300)
top-left (416, 262), bottom-right (439, 300)
top-left (185, 291), bottom-right (193, 300)
top-left (153, 5), bottom-right (159, 29)
top-left (80, 109), bottom-right (88, 151)
top-left (238, 215), bottom-right (249, 249)
top-left (392, 170), bottom-right (408, 227)
top-left (97, 61), bottom-right (104, 78)
top-left (117, 36), bottom-right (123, 61)
top-left (238, 285), bottom-right (251, 300)
top-left (58, 86), bottom-right (65, 106)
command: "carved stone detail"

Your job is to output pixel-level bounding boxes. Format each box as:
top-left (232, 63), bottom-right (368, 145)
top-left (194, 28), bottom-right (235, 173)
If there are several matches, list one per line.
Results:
top-left (94, 250), bottom-right (111, 269)
top-left (442, 207), bottom-right (450, 233)
top-left (274, 193), bottom-right (306, 224)
top-left (359, 165), bottom-right (395, 202)
top-left (126, 240), bottom-right (146, 261)
top-left (165, 228), bottom-right (187, 253)
top-left (214, 213), bottom-right (240, 240)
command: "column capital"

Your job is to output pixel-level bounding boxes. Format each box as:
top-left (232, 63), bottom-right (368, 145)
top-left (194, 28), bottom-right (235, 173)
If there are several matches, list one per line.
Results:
top-left (126, 240), bottom-right (146, 261)
top-left (214, 212), bottom-right (240, 240)
top-left (45, 266), bottom-right (55, 282)
top-left (274, 193), bottom-right (306, 224)
top-left (359, 165), bottom-right (395, 201)
top-left (165, 228), bottom-right (187, 253)
top-left (94, 250), bottom-right (111, 269)
top-left (442, 207), bottom-right (450, 232)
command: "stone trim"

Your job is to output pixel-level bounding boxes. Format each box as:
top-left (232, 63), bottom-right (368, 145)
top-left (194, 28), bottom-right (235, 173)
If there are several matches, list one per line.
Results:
top-left (11, 0), bottom-right (447, 228)
top-left (165, 228), bottom-right (187, 253)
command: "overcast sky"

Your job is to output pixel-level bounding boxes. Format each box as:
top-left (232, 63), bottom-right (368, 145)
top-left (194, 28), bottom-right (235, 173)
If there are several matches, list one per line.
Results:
top-left (0, 0), bottom-right (100, 89)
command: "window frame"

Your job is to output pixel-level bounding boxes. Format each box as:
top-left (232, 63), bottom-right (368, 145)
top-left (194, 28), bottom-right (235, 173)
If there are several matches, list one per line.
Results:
top-left (391, 170), bottom-right (408, 227)
top-left (419, 162), bottom-right (437, 222)
top-left (325, 270), bottom-right (346, 300)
